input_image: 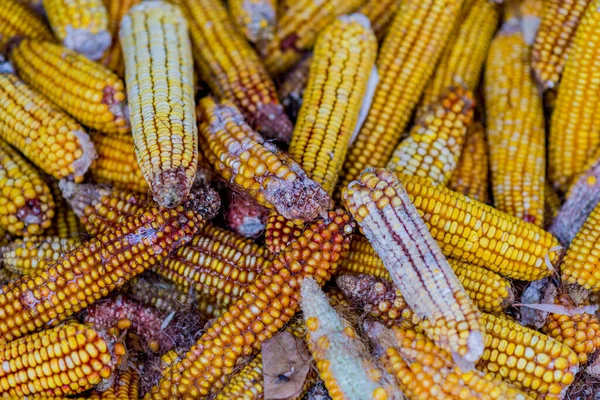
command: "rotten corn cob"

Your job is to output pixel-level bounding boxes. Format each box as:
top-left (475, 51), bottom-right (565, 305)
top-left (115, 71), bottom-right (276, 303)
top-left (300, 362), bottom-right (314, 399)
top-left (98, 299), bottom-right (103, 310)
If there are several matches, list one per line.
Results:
top-left (229, 0), bottom-right (277, 45)
top-left (0, 0), bottom-right (53, 53)
top-left (100, 0), bottom-right (141, 77)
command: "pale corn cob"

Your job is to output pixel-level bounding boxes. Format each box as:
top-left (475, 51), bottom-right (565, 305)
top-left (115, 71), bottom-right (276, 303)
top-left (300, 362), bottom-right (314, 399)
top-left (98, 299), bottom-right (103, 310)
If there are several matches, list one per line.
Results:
top-left (485, 18), bottom-right (546, 226)
top-left (357, 0), bottom-right (401, 41)
top-left (45, 179), bottom-right (84, 238)
top-left (169, 0), bottom-right (293, 144)
top-left (120, 1), bottom-right (198, 208)
top-left (100, 0), bottom-right (141, 77)
top-left (197, 97), bottom-right (331, 222)
top-left (0, 0), bottom-right (53, 53)
top-left (343, 168), bottom-right (484, 369)
top-left (337, 0), bottom-right (464, 193)
top-left (387, 87), bottom-right (475, 185)
top-left (0, 73), bottom-right (96, 183)
top-left (1, 236), bottom-right (78, 275)
top-left (229, 0), bottom-right (277, 45)
top-left (0, 140), bottom-right (54, 236)
top-left (549, 0), bottom-right (600, 192)
top-left (278, 55), bottom-right (312, 123)
top-left (10, 40), bottom-right (130, 135)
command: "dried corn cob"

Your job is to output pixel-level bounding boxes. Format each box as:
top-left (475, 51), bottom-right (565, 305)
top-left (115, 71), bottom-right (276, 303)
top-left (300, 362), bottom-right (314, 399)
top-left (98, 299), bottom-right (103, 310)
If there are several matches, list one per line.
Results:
top-left (419, 0), bottom-right (499, 112)
top-left (485, 18), bottom-right (546, 226)
top-left (358, 0), bottom-right (401, 41)
top-left (224, 191), bottom-right (268, 239)
top-left (549, 0), bottom-right (600, 192)
top-left (127, 274), bottom-right (197, 314)
top-left (90, 367), bottom-right (140, 400)
top-left (0, 73), bottom-right (96, 183)
top-left (0, 140), bottom-right (54, 236)
top-left (447, 122), bottom-right (489, 202)
top-left (264, 212), bottom-right (303, 254)
top-left (100, 0), bottom-right (141, 77)
top-left (45, 180), bottom-right (84, 238)
top-left (343, 168), bottom-right (484, 369)
top-left (278, 55), bottom-right (312, 123)
top-left (169, 0), bottom-right (292, 144)
top-left (89, 132), bottom-right (148, 193)
top-left (532, 0), bottom-right (592, 90)
top-left (10, 40), bottom-right (129, 135)
top-left (545, 182), bottom-right (561, 227)
top-left (337, 0), bottom-right (464, 193)
top-left (387, 87), bottom-right (475, 185)
top-left (229, 0), bottom-right (277, 45)
top-left (120, 1), bottom-right (198, 208)
top-left (146, 210), bottom-right (354, 398)
top-left (198, 97), bottom-right (331, 222)
top-left (301, 278), bottom-right (402, 400)
top-left (0, 0), bottom-right (53, 53)
top-left (1, 236), bottom-right (78, 275)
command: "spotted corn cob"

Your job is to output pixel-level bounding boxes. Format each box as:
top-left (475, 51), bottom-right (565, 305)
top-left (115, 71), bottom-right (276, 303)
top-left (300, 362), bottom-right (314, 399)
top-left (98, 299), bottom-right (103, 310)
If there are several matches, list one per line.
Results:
top-left (1, 236), bottom-right (78, 275)
top-left (43, 0), bottom-right (110, 60)
top-left (278, 55), bottom-right (312, 123)
top-left (100, 0), bottom-right (141, 77)
top-left (198, 97), bottom-right (331, 222)
top-left (531, 0), bottom-right (593, 90)
top-left (343, 169), bottom-right (484, 369)
top-left (264, 212), bottom-right (303, 254)
top-left (337, 0), bottom-right (464, 193)
top-left (0, 140), bottom-right (54, 236)
top-left (169, 0), bottom-right (292, 144)
top-left (120, 1), bottom-right (198, 208)
top-left (301, 278), bottom-right (402, 400)
top-left (0, 323), bottom-right (121, 397)
top-left (229, 0), bottom-right (277, 45)
top-left (89, 132), bottom-right (148, 193)
top-left (485, 18), bottom-right (546, 226)
top-left (0, 0), bottom-right (53, 53)
top-left (549, 0), bottom-right (600, 193)
top-left (387, 86), bottom-right (475, 185)
top-left (358, 0), bottom-right (401, 41)
top-left (10, 40), bottom-right (129, 135)
top-left (447, 122), bottom-right (489, 202)
top-left (0, 74), bottom-right (96, 183)
top-left (146, 210), bottom-right (354, 398)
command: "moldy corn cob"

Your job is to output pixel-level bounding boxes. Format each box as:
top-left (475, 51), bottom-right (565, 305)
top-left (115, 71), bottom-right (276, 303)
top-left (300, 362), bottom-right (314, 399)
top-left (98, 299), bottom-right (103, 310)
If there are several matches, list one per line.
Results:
top-left (1, 236), bottom-right (78, 275)
top-left (0, 0), bottom-right (53, 53)
top-left (100, 0), bottom-right (141, 77)
top-left (120, 1), bottom-right (198, 208)
top-left (224, 191), bottom-right (269, 239)
top-left (229, 0), bottom-right (277, 46)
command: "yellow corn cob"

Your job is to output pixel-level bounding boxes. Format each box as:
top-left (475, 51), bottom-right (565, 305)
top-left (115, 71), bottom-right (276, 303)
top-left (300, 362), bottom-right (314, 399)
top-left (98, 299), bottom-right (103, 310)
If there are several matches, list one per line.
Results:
top-left (264, 212), bottom-right (303, 254)
top-left (519, 0), bottom-right (543, 46)
top-left (43, 0), bottom-right (111, 60)
top-left (337, 0), bottom-right (465, 193)
top-left (357, 0), bottom-right (401, 41)
top-left (0, 140), bottom-right (54, 236)
top-left (447, 122), bottom-right (489, 202)
top-left (10, 40), bottom-right (129, 135)
top-left (15, 0), bottom-right (45, 14)
top-left (45, 179), bottom-right (83, 238)
top-left (99, 0), bottom-right (142, 77)
top-left (89, 132), bottom-right (148, 193)
top-left (532, 0), bottom-right (592, 90)
top-left (387, 87), bottom-right (475, 185)
top-left (485, 18), bottom-right (546, 226)
top-left (0, 323), bottom-right (121, 397)
top-left (343, 168), bottom-right (484, 369)
top-left (198, 97), bottom-right (331, 222)
top-left (229, 0), bottom-right (277, 45)
top-left (168, 0), bottom-right (293, 144)
top-left (278, 54), bottom-right (312, 123)
top-left (289, 14), bottom-right (377, 196)
top-left (120, 1), bottom-right (198, 208)
top-left (89, 367), bottom-right (140, 400)
top-left (549, 0), bottom-right (600, 192)
top-left (0, 0), bottom-right (53, 53)
top-left (1, 236), bottom-right (78, 275)
top-left (0, 73), bottom-right (96, 183)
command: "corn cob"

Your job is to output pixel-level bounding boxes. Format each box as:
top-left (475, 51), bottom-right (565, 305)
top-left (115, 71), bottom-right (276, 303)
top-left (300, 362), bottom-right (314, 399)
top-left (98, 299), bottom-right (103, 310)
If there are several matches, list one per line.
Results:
top-left (419, 0), bottom-right (499, 112)
top-left (15, 0), bottom-right (45, 15)
top-left (337, 0), bottom-right (464, 193)
top-left (343, 168), bottom-right (484, 369)
top-left (264, 212), bottom-right (303, 254)
top-left (0, 0), bottom-right (53, 53)
top-left (0, 269), bottom-right (19, 288)
top-left (358, 0), bottom-right (401, 41)
top-left (532, 0), bottom-right (593, 90)
top-left (549, 0), bottom-right (600, 192)
top-left (0, 74), bottom-right (96, 183)
top-left (0, 323), bottom-right (121, 397)
top-left (520, 0), bottom-right (543, 46)
top-left (278, 55), bottom-right (312, 124)
top-left (229, 0), bottom-right (277, 45)
top-left (146, 210), bottom-right (354, 398)
top-left (198, 97), bottom-right (331, 222)
top-left (120, 1), bottom-right (198, 208)
top-left (301, 277), bottom-right (402, 400)
top-left (10, 40), bottom-right (129, 135)
top-left (168, 0), bottom-right (292, 144)
top-left (89, 132), bottom-right (148, 193)
top-left (1, 236), bottom-right (78, 275)
top-left (544, 182), bottom-right (561, 227)
top-left (127, 274), bottom-right (197, 315)
top-left (224, 191), bottom-right (268, 239)
top-left (0, 140), bottom-right (55, 236)
top-left (89, 367), bottom-right (140, 400)
top-left (45, 180), bottom-right (84, 238)
top-left (0, 189), bottom-right (217, 343)
top-left (100, 0), bottom-right (141, 77)
top-left (0, 227), bottom-right (11, 248)
top-left (485, 18), bottom-right (546, 226)
top-left (387, 87), bottom-right (475, 185)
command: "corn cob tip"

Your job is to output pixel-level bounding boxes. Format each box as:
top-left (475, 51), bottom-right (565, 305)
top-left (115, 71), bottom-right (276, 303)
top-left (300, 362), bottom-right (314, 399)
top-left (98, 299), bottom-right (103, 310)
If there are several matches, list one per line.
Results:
top-left (150, 167), bottom-right (194, 209)
top-left (188, 181), bottom-right (221, 221)
top-left (59, 180), bottom-right (113, 217)
top-left (64, 26), bottom-right (111, 61)
top-left (71, 130), bottom-right (98, 179)
top-left (254, 103), bottom-right (294, 145)
top-left (225, 192), bottom-right (268, 238)
top-left (338, 13), bottom-right (372, 29)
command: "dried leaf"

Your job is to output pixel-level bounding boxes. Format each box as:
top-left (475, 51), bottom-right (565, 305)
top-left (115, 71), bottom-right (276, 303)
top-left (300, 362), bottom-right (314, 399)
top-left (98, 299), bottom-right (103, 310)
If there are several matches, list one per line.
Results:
top-left (514, 303), bottom-right (598, 316)
top-left (519, 279), bottom-right (557, 329)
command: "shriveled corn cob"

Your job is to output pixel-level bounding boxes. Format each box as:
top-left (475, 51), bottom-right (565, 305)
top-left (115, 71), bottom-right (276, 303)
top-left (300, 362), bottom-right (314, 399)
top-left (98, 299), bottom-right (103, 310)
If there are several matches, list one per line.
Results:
top-left (169, 0), bottom-right (292, 144)
top-left (358, 0), bottom-right (401, 41)
top-left (0, 74), bottom-right (96, 183)
top-left (343, 168), bottom-right (484, 369)
top-left (90, 367), bottom-right (140, 400)
top-left (198, 97), bottom-right (331, 222)
top-left (1, 236), bottom-right (78, 275)
top-left (120, 1), bottom-right (198, 208)
top-left (485, 18), bottom-right (546, 226)
top-left (531, 0), bottom-right (592, 90)
top-left (10, 40), bottom-right (129, 135)
top-left (387, 86), bottom-right (475, 185)
top-left (100, 0), bottom-right (141, 77)
top-left (0, 0), bottom-right (53, 53)
top-left (278, 55), bottom-right (312, 123)
top-left (147, 210), bottom-right (354, 399)
top-left (301, 277), bottom-right (402, 400)
top-left (229, 0), bottom-right (277, 45)
top-left (549, 0), bottom-right (600, 192)
top-left (0, 140), bottom-right (54, 236)
top-left (45, 180), bottom-right (84, 238)
top-left (337, 0), bottom-right (464, 192)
